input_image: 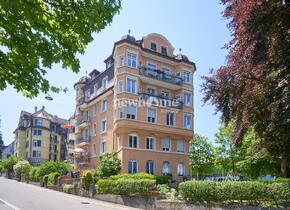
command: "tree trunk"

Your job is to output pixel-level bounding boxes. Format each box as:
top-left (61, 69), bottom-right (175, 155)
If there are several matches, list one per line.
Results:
top-left (281, 155), bottom-right (290, 178)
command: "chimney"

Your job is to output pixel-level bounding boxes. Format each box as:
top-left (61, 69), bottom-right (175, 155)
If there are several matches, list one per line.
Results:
top-left (34, 106), bottom-right (37, 113)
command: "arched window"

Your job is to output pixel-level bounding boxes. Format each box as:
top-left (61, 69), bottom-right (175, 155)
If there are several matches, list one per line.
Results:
top-left (162, 161), bottom-right (171, 175)
top-left (177, 163), bottom-right (185, 176)
top-left (146, 160), bottom-right (154, 174)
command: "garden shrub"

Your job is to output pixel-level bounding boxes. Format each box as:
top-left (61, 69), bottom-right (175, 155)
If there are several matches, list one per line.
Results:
top-left (155, 175), bottom-right (171, 184)
top-left (29, 167), bottom-right (40, 182)
top-left (82, 170), bottom-right (94, 191)
top-left (37, 161), bottom-right (72, 178)
top-left (97, 178), bottom-right (156, 196)
top-left (63, 184), bottom-right (74, 193)
top-left (47, 172), bottom-right (60, 186)
top-left (179, 181), bottom-right (290, 207)
top-left (94, 152), bottom-right (121, 179)
top-left (13, 160), bottom-right (31, 181)
top-left (109, 172), bottom-right (156, 180)
top-left (157, 184), bottom-right (170, 198)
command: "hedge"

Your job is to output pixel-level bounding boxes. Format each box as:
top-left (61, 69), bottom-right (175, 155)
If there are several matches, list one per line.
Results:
top-left (109, 173), bottom-right (171, 184)
top-left (97, 178), bottom-right (156, 196)
top-left (179, 181), bottom-right (290, 207)
top-left (47, 172), bottom-right (60, 186)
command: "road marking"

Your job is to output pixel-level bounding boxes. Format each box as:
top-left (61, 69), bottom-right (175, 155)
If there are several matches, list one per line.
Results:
top-left (0, 198), bottom-right (21, 210)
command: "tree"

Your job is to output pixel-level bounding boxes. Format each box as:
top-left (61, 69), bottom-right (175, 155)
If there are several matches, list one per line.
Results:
top-left (94, 152), bottom-right (121, 179)
top-left (2, 156), bottom-right (23, 178)
top-left (202, 0), bottom-right (290, 177)
top-left (189, 134), bottom-right (214, 180)
top-left (0, 0), bottom-right (121, 97)
top-left (214, 122), bottom-right (241, 175)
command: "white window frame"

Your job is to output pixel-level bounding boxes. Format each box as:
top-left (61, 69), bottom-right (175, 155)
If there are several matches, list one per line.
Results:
top-left (146, 160), bottom-right (155, 174)
top-left (183, 114), bottom-right (192, 129)
top-left (145, 136), bottom-right (156, 150)
top-left (162, 138), bottom-right (171, 152)
top-left (147, 107), bottom-right (157, 123)
top-left (166, 112), bottom-right (175, 126)
top-left (177, 139), bottom-right (185, 153)
top-left (100, 140), bottom-right (107, 155)
top-left (183, 91), bottom-right (192, 106)
top-left (93, 124), bottom-right (97, 136)
top-left (128, 133), bottom-right (138, 149)
top-left (162, 161), bottom-right (171, 175)
top-left (126, 75), bottom-right (137, 94)
top-left (92, 143), bottom-right (96, 155)
top-left (150, 41), bottom-right (157, 52)
top-left (102, 76), bottom-right (108, 90)
top-left (128, 160), bottom-right (138, 174)
top-left (127, 51), bottom-right (137, 68)
top-left (160, 45), bottom-right (168, 55)
top-left (177, 163), bottom-right (185, 176)
top-left (101, 99), bottom-right (107, 112)
top-left (101, 119), bottom-right (107, 133)
top-left (94, 83), bottom-right (98, 94)
top-left (118, 54), bottom-right (125, 67)
top-left (126, 105), bottom-right (137, 120)
top-left (183, 70), bottom-right (191, 84)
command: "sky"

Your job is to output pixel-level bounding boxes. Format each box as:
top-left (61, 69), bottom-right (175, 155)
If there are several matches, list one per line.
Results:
top-left (0, 0), bottom-right (230, 145)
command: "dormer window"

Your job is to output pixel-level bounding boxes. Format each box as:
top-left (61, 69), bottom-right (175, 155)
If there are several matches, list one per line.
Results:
top-left (106, 60), bottom-right (112, 69)
top-left (161, 46), bottom-right (167, 55)
top-left (102, 77), bottom-right (108, 90)
top-left (150, 42), bottom-right (157, 51)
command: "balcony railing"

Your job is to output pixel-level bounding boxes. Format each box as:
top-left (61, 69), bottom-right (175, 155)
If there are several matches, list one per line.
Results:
top-left (139, 67), bottom-right (183, 86)
top-left (139, 92), bottom-right (183, 109)
top-left (76, 116), bottom-right (90, 127)
top-left (49, 148), bottom-right (58, 153)
top-left (76, 135), bottom-right (91, 144)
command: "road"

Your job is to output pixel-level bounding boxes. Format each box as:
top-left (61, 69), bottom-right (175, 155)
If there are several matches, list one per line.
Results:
top-left (0, 177), bottom-right (139, 210)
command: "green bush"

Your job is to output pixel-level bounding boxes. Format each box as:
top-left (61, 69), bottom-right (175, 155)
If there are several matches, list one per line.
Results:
top-left (109, 172), bottom-right (156, 180)
top-left (47, 172), bottom-right (60, 186)
top-left (43, 174), bottom-right (49, 185)
top-left (29, 167), bottom-right (40, 182)
top-left (97, 178), bottom-right (156, 196)
top-left (155, 175), bottom-right (171, 184)
top-left (37, 161), bottom-right (72, 178)
top-left (63, 184), bottom-right (74, 193)
top-left (94, 152), bottom-right (121, 179)
top-left (82, 170), bottom-right (94, 191)
top-left (13, 160), bottom-right (31, 180)
top-left (157, 184), bottom-right (170, 198)
top-left (179, 181), bottom-right (290, 207)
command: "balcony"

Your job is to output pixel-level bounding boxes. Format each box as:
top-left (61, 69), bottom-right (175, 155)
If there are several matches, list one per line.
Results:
top-left (79, 97), bottom-right (89, 111)
top-left (139, 67), bottom-right (183, 90)
top-left (76, 135), bottom-right (91, 145)
top-left (139, 92), bottom-right (183, 109)
top-left (77, 116), bottom-right (90, 128)
top-left (50, 139), bottom-right (59, 144)
top-left (49, 149), bottom-right (57, 153)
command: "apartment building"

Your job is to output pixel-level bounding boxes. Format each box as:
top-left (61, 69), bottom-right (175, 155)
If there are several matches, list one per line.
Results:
top-left (73, 33), bottom-right (195, 181)
top-left (13, 106), bottom-right (68, 166)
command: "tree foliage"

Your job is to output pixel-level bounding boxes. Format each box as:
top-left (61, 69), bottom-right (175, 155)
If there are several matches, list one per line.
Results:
top-left (1, 156), bottom-right (23, 177)
top-left (189, 134), bottom-right (214, 179)
top-left (37, 161), bottom-right (72, 178)
top-left (94, 152), bottom-right (121, 179)
top-left (202, 0), bottom-right (290, 177)
top-left (0, 0), bottom-right (121, 97)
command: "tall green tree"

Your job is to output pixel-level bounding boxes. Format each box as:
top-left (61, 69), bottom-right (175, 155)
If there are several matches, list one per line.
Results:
top-left (189, 134), bottom-right (214, 180)
top-left (94, 152), bottom-right (121, 179)
top-left (214, 122), bottom-right (240, 175)
top-left (202, 0), bottom-right (290, 177)
top-left (0, 0), bottom-right (121, 97)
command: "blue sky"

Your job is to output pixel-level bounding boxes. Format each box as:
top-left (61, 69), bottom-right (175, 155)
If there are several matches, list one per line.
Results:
top-left (0, 0), bottom-right (230, 145)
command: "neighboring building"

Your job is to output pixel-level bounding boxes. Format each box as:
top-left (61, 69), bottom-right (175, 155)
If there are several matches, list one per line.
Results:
top-left (1, 141), bottom-right (14, 159)
top-left (73, 33), bottom-right (195, 181)
top-left (13, 106), bottom-right (68, 166)
top-left (66, 117), bottom-right (76, 165)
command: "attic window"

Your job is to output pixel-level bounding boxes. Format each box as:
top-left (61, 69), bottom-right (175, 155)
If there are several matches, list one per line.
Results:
top-left (106, 60), bottom-right (112, 69)
top-left (150, 42), bottom-right (157, 51)
top-left (161, 46), bottom-right (167, 55)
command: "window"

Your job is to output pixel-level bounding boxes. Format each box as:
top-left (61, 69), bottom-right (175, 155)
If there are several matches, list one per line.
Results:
top-left (93, 105), bottom-right (97, 116)
top-left (93, 124), bottom-right (97, 136)
top-left (146, 161), bottom-right (154, 174)
top-left (127, 105), bottom-right (136, 119)
top-left (162, 67), bottom-right (171, 77)
top-left (161, 91), bottom-right (170, 106)
top-left (101, 119), bottom-right (107, 133)
top-left (34, 119), bottom-right (43, 126)
top-left (177, 163), bottom-right (185, 176)
top-left (85, 89), bottom-right (90, 98)
top-left (162, 162), bottom-right (171, 175)
top-left (128, 134), bottom-right (138, 148)
top-left (161, 46), bottom-right (167, 55)
top-left (101, 141), bottom-right (106, 154)
top-left (51, 124), bottom-right (57, 132)
top-left (102, 99), bottom-right (107, 112)
top-left (150, 42), bottom-right (157, 51)
top-left (184, 92), bottom-right (192, 106)
top-left (118, 80), bottom-right (123, 93)
top-left (25, 141), bottom-right (29, 148)
top-left (33, 129), bottom-right (42, 136)
top-left (166, 112), bottom-right (174, 126)
top-left (162, 138), bottom-right (171, 151)
top-left (127, 52), bottom-right (137, 68)
top-left (92, 144), bottom-right (96, 155)
top-left (146, 137), bottom-right (155, 150)
top-left (128, 160), bottom-right (138, 174)
top-left (102, 77), bottom-right (108, 90)
top-left (118, 55), bottom-right (125, 66)
top-left (126, 77), bottom-right (137, 94)
top-left (177, 140), bottom-right (185, 153)
top-left (33, 140), bottom-right (41, 147)
top-left (147, 108), bottom-right (156, 123)
top-left (94, 83), bottom-right (98, 94)
top-left (183, 71), bottom-right (191, 83)
top-left (32, 151), bottom-right (41, 158)
top-left (183, 115), bottom-right (192, 129)
top-left (147, 62), bottom-right (157, 71)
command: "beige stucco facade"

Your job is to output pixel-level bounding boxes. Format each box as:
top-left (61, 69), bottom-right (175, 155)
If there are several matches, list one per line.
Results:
top-left (74, 33), bottom-right (195, 182)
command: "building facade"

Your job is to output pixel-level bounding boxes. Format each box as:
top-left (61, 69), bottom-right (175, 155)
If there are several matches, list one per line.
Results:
top-left (13, 106), bottom-right (68, 166)
top-left (73, 33), bottom-right (195, 181)
top-left (1, 141), bottom-right (14, 159)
